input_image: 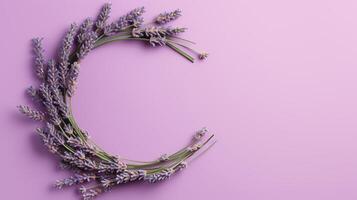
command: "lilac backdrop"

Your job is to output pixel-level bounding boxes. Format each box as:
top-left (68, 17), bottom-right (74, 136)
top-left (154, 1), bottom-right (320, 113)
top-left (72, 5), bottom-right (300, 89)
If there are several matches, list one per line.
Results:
top-left (1, 0), bottom-right (357, 199)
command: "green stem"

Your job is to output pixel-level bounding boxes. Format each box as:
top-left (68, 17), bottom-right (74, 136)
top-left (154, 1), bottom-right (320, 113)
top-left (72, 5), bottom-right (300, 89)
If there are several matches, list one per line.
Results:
top-left (167, 42), bottom-right (195, 63)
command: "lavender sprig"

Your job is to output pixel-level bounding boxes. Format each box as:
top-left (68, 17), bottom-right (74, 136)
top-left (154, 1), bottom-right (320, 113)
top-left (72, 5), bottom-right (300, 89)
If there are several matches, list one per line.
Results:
top-left (77, 19), bottom-right (94, 44)
top-left (36, 128), bottom-right (59, 154)
top-left (76, 31), bottom-right (97, 60)
top-left (116, 170), bottom-right (146, 184)
top-left (66, 62), bottom-right (80, 97)
top-left (47, 59), bottom-right (59, 88)
top-left (155, 9), bottom-right (182, 25)
top-left (32, 38), bottom-right (46, 80)
top-left (144, 169), bottom-right (174, 183)
top-left (104, 7), bottom-right (145, 36)
top-left (58, 23), bottom-right (78, 88)
top-left (17, 105), bottom-right (45, 121)
top-left (80, 186), bottom-right (102, 200)
top-left (39, 84), bottom-right (61, 125)
top-left (95, 3), bottom-right (112, 31)
top-left (56, 174), bottom-right (95, 189)
top-left (26, 86), bottom-right (41, 102)
top-left (132, 26), bottom-right (186, 38)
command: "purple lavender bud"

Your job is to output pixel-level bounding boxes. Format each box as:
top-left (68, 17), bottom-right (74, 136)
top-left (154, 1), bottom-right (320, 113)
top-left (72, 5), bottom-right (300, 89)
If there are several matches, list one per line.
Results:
top-left (26, 86), bottom-right (41, 102)
top-left (48, 59), bottom-right (68, 118)
top-left (32, 38), bottom-right (46, 80)
top-left (74, 150), bottom-right (86, 160)
top-left (17, 105), bottom-right (45, 121)
top-left (36, 128), bottom-right (59, 154)
top-left (80, 187), bottom-right (102, 200)
top-left (198, 52), bottom-right (208, 60)
top-left (101, 178), bottom-right (112, 188)
top-left (55, 174), bottom-right (95, 189)
top-left (66, 62), bottom-right (80, 97)
top-left (95, 3), bottom-right (111, 31)
top-left (144, 169), bottom-right (174, 183)
top-left (58, 23), bottom-right (78, 88)
top-left (155, 9), bottom-right (182, 25)
top-left (104, 7), bottom-right (145, 35)
top-left (46, 59), bottom-right (59, 88)
top-left (46, 122), bottom-right (65, 145)
top-left (98, 160), bottom-right (127, 173)
top-left (132, 26), bottom-right (186, 38)
top-left (194, 127), bottom-right (208, 140)
top-left (63, 124), bottom-right (73, 135)
top-left (116, 170), bottom-right (146, 184)
top-left (51, 87), bottom-right (69, 118)
top-left (77, 18), bottom-right (94, 44)
top-left (76, 31), bottom-right (97, 60)
top-left (149, 36), bottom-right (167, 47)
top-left (26, 86), bottom-right (37, 98)
top-left (39, 84), bottom-right (61, 125)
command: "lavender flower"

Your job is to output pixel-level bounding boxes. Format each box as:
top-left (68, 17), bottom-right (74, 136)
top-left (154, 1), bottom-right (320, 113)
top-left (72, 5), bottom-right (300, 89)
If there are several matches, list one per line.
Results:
top-left (26, 86), bottom-right (40, 101)
top-left (80, 186), bottom-right (102, 200)
top-left (36, 128), bottom-right (59, 154)
top-left (144, 169), bottom-right (174, 183)
top-left (63, 124), bottom-right (74, 134)
top-left (61, 151), bottom-right (98, 170)
top-left (194, 127), bottom-right (208, 140)
top-left (58, 23), bottom-right (78, 88)
top-left (155, 9), bottom-right (182, 25)
top-left (76, 31), bottom-right (97, 60)
top-left (46, 59), bottom-right (59, 88)
top-left (101, 178), bottom-right (112, 188)
top-left (39, 84), bottom-right (61, 125)
top-left (95, 3), bottom-right (111, 31)
top-left (132, 26), bottom-right (186, 38)
top-left (46, 122), bottom-right (65, 145)
top-left (198, 52), bottom-right (208, 60)
top-left (66, 62), bottom-right (80, 97)
top-left (48, 59), bottom-right (68, 119)
top-left (51, 87), bottom-right (69, 118)
top-left (32, 38), bottom-right (46, 80)
top-left (149, 37), bottom-right (167, 47)
top-left (98, 161), bottom-right (127, 173)
top-left (77, 18), bottom-right (94, 44)
top-left (116, 170), bottom-right (146, 184)
top-left (17, 105), bottom-right (45, 121)
top-left (104, 7), bottom-right (145, 35)
top-left (74, 150), bottom-right (86, 160)
top-left (55, 174), bottom-right (95, 189)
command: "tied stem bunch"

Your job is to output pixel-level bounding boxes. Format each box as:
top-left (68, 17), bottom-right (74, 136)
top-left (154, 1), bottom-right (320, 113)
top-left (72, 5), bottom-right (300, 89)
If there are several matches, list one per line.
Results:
top-left (18, 3), bottom-right (215, 200)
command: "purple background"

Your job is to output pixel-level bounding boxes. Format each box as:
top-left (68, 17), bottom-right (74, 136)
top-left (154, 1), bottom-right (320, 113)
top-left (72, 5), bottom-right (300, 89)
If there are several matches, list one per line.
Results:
top-left (1, 0), bottom-right (357, 199)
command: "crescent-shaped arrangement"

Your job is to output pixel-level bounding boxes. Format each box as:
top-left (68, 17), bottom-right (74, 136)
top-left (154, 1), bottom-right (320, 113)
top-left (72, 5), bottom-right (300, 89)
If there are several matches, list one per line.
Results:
top-left (18, 3), bottom-right (215, 200)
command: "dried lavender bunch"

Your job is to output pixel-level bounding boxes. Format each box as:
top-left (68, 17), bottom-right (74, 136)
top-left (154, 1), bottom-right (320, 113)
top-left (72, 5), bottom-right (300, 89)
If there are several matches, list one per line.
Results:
top-left (18, 4), bottom-right (214, 200)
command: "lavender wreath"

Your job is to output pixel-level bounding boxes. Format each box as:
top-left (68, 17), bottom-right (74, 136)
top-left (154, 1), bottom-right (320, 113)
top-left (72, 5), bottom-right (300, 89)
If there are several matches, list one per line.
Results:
top-left (18, 3), bottom-right (215, 200)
